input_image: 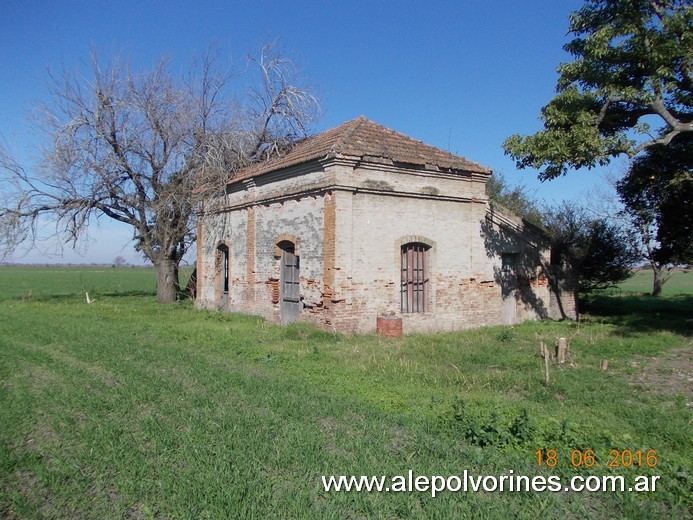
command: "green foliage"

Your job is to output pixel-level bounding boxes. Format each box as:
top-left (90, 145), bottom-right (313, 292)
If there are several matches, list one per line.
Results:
top-left (579, 219), bottom-right (639, 293)
top-left (617, 132), bottom-right (693, 267)
top-left (496, 328), bottom-right (516, 343)
top-left (451, 402), bottom-right (539, 448)
top-left (504, 0), bottom-right (693, 180)
top-left (544, 202), bottom-right (638, 294)
top-left (509, 409), bottom-right (537, 444)
top-left (485, 173), bottom-right (544, 227)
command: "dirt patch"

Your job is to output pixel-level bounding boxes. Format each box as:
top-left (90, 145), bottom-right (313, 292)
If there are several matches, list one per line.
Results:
top-left (19, 363), bottom-right (67, 393)
top-left (22, 422), bottom-right (61, 452)
top-left (625, 345), bottom-right (692, 405)
top-left (3, 470), bottom-right (51, 517)
top-left (386, 423), bottom-right (410, 455)
top-left (318, 417), bottom-right (356, 458)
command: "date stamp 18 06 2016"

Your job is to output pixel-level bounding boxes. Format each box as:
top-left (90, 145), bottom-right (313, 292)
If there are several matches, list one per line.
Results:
top-left (535, 449), bottom-right (658, 468)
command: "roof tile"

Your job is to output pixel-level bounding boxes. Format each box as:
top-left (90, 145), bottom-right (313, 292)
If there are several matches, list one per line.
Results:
top-left (231, 116), bottom-right (491, 183)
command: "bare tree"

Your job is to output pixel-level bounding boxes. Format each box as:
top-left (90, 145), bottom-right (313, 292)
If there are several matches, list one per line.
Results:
top-left (0, 44), bottom-right (319, 301)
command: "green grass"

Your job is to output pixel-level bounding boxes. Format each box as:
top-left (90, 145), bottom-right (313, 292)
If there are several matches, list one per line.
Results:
top-left (0, 266), bottom-right (194, 300)
top-left (0, 266), bottom-right (690, 518)
top-left (607, 269), bottom-right (693, 297)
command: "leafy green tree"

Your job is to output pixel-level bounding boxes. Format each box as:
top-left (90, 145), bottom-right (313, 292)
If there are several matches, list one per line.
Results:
top-left (544, 202), bottom-right (637, 295)
top-left (617, 132), bottom-right (692, 295)
top-left (504, 0), bottom-right (692, 180)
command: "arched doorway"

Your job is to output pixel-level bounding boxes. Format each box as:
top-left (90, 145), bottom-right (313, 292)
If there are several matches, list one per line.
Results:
top-left (215, 243), bottom-right (230, 306)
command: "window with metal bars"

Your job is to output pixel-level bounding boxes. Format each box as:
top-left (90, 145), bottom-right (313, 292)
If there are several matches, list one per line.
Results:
top-left (401, 243), bottom-right (430, 313)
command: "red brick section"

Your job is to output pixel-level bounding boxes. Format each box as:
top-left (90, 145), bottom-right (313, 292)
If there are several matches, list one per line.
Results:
top-left (230, 116), bottom-right (492, 184)
top-left (266, 278), bottom-right (280, 304)
top-left (377, 316), bottom-right (403, 337)
top-left (532, 271), bottom-right (549, 287)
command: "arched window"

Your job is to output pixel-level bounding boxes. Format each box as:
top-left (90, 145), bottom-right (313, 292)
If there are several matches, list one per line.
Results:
top-left (401, 242), bottom-right (430, 313)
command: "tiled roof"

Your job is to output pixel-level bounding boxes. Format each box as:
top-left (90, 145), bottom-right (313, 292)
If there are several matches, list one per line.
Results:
top-left (231, 116), bottom-right (491, 183)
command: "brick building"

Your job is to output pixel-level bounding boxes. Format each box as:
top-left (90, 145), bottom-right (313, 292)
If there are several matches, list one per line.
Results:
top-left (195, 117), bottom-right (576, 334)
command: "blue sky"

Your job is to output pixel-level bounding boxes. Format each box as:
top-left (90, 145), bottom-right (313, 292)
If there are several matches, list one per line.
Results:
top-left (1, 0), bottom-right (612, 264)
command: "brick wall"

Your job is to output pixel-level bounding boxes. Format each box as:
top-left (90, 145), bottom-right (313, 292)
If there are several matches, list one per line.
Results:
top-left (327, 190), bottom-right (507, 333)
top-left (196, 172), bottom-right (327, 325)
top-left (196, 157), bottom-right (575, 334)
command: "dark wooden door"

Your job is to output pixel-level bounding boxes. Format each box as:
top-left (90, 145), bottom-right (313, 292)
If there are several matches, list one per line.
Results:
top-left (280, 247), bottom-right (301, 324)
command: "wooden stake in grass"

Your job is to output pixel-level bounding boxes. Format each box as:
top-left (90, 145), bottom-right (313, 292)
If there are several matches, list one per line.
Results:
top-left (541, 341), bottom-right (550, 385)
top-left (600, 359), bottom-right (609, 371)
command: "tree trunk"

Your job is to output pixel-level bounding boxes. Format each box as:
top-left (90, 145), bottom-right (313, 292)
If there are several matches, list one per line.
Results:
top-left (652, 270), bottom-right (664, 297)
top-left (155, 258), bottom-right (180, 302)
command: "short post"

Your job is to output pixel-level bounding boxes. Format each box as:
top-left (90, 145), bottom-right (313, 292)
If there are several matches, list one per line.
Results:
top-left (541, 341), bottom-right (550, 385)
top-left (600, 359), bottom-right (609, 371)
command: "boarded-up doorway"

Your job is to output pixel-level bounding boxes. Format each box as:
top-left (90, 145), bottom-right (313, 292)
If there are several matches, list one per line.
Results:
top-left (280, 243), bottom-right (301, 324)
top-left (501, 253), bottom-right (518, 325)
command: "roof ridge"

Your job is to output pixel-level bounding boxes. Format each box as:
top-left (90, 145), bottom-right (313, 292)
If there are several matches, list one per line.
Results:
top-left (328, 115), bottom-right (368, 156)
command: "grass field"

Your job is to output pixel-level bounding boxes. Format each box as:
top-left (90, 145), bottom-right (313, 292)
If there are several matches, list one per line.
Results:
top-left (0, 266), bottom-right (690, 518)
top-left (606, 269), bottom-right (693, 297)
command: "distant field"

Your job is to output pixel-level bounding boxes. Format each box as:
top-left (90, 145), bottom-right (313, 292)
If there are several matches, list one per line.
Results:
top-left (0, 266), bottom-right (194, 300)
top-left (612, 269), bottom-right (693, 296)
top-left (0, 265), bottom-right (690, 518)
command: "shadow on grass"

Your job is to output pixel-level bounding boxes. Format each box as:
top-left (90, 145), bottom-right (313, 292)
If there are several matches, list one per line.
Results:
top-left (7, 289), bottom-right (157, 302)
top-left (582, 294), bottom-right (693, 336)
top-left (100, 290), bottom-right (157, 298)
